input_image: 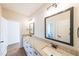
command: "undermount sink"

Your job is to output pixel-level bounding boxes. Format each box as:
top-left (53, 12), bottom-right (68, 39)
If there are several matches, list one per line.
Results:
top-left (42, 46), bottom-right (73, 56)
top-left (42, 46), bottom-right (63, 56)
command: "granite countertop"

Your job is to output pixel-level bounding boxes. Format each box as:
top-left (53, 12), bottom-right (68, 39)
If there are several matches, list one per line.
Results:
top-left (23, 36), bottom-right (74, 56)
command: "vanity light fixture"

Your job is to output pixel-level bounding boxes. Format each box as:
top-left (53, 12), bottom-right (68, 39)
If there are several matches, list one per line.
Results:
top-left (47, 3), bottom-right (57, 10)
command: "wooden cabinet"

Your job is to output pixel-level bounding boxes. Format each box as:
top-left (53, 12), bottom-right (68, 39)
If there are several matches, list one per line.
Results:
top-left (23, 40), bottom-right (40, 56)
top-left (23, 36), bottom-right (74, 56)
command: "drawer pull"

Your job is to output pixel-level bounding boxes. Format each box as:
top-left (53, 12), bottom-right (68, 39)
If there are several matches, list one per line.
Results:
top-left (50, 55), bottom-right (53, 56)
top-left (0, 41), bottom-right (4, 43)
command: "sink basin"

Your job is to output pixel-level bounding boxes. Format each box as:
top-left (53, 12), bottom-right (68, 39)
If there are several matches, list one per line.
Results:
top-left (42, 46), bottom-right (62, 56)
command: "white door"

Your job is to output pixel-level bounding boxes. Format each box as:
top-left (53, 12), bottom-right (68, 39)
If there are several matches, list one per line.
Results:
top-left (0, 17), bottom-right (7, 56)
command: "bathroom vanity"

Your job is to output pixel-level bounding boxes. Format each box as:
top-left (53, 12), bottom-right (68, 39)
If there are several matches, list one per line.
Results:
top-left (23, 36), bottom-right (75, 56)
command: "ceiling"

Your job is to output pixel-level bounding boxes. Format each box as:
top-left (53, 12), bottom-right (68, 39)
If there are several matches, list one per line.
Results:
top-left (1, 3), bottom-right (45, 17)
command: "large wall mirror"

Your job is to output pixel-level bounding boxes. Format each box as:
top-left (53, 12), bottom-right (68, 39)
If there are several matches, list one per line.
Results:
top-left (45, 7), bottom-right (73, 46)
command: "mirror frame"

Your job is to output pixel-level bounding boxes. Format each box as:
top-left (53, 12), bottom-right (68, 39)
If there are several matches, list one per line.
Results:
top-left (77, 27), bottom-right (79, 38)
top-left (29, 23), bottom-right (34, 36)
top-left (45, 7), bottom-right (74, 46)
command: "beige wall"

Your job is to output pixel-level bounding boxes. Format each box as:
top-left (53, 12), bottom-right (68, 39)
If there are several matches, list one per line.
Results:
top-left (1, 7), bottom-right (29, 35)
top-left (31, 4), bottom-right (79, 51)
top-left (0, 6), bottom-right (2, 16)
top-left (2, 7), bottom-right (28, 21)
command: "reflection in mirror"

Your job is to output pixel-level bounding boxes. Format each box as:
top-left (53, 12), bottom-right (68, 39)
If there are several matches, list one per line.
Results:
top-left (45, 7), bottom-right (73, 46)
top-left (29, 23), bottom-right (34, 36)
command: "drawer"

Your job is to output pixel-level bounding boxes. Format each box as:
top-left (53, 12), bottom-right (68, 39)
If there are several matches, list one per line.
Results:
top-left (23, 41), bottom-right (40, 56)
top-left (26, 49), bottom-right (40, 56)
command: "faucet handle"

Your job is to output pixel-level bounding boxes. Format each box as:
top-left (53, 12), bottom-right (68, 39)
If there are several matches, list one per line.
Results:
top-left (51, 43), bottom-right (58, 49)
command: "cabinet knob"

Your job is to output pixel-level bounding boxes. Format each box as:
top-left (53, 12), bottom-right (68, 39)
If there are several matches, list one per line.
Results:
top-left (0, 41), bottom-right (4, 43)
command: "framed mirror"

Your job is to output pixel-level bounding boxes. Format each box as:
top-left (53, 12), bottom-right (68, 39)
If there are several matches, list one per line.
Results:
top-left (29, 23), bottom-right (34, 36)
top-left (77, 27), bottom-right (79, 38)
top-left (45, 7), bottom-right (74, 46)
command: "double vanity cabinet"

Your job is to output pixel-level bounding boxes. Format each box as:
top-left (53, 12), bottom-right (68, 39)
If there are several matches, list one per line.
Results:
top-left (23, 36), bottom-right (73, 56)
top-left (23, 40), bottom-right (40, 56)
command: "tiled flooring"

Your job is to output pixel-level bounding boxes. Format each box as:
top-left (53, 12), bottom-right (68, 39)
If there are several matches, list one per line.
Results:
top-left (6, 43), bottom-right (26, 56)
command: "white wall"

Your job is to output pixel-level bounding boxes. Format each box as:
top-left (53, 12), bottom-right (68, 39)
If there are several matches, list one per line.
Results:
top-left (8, 20), bottom-right (20, 45)
top-left (31, 4), bottom-right (79, 51)
top-left (33, 6), bottom-right (45, 38)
